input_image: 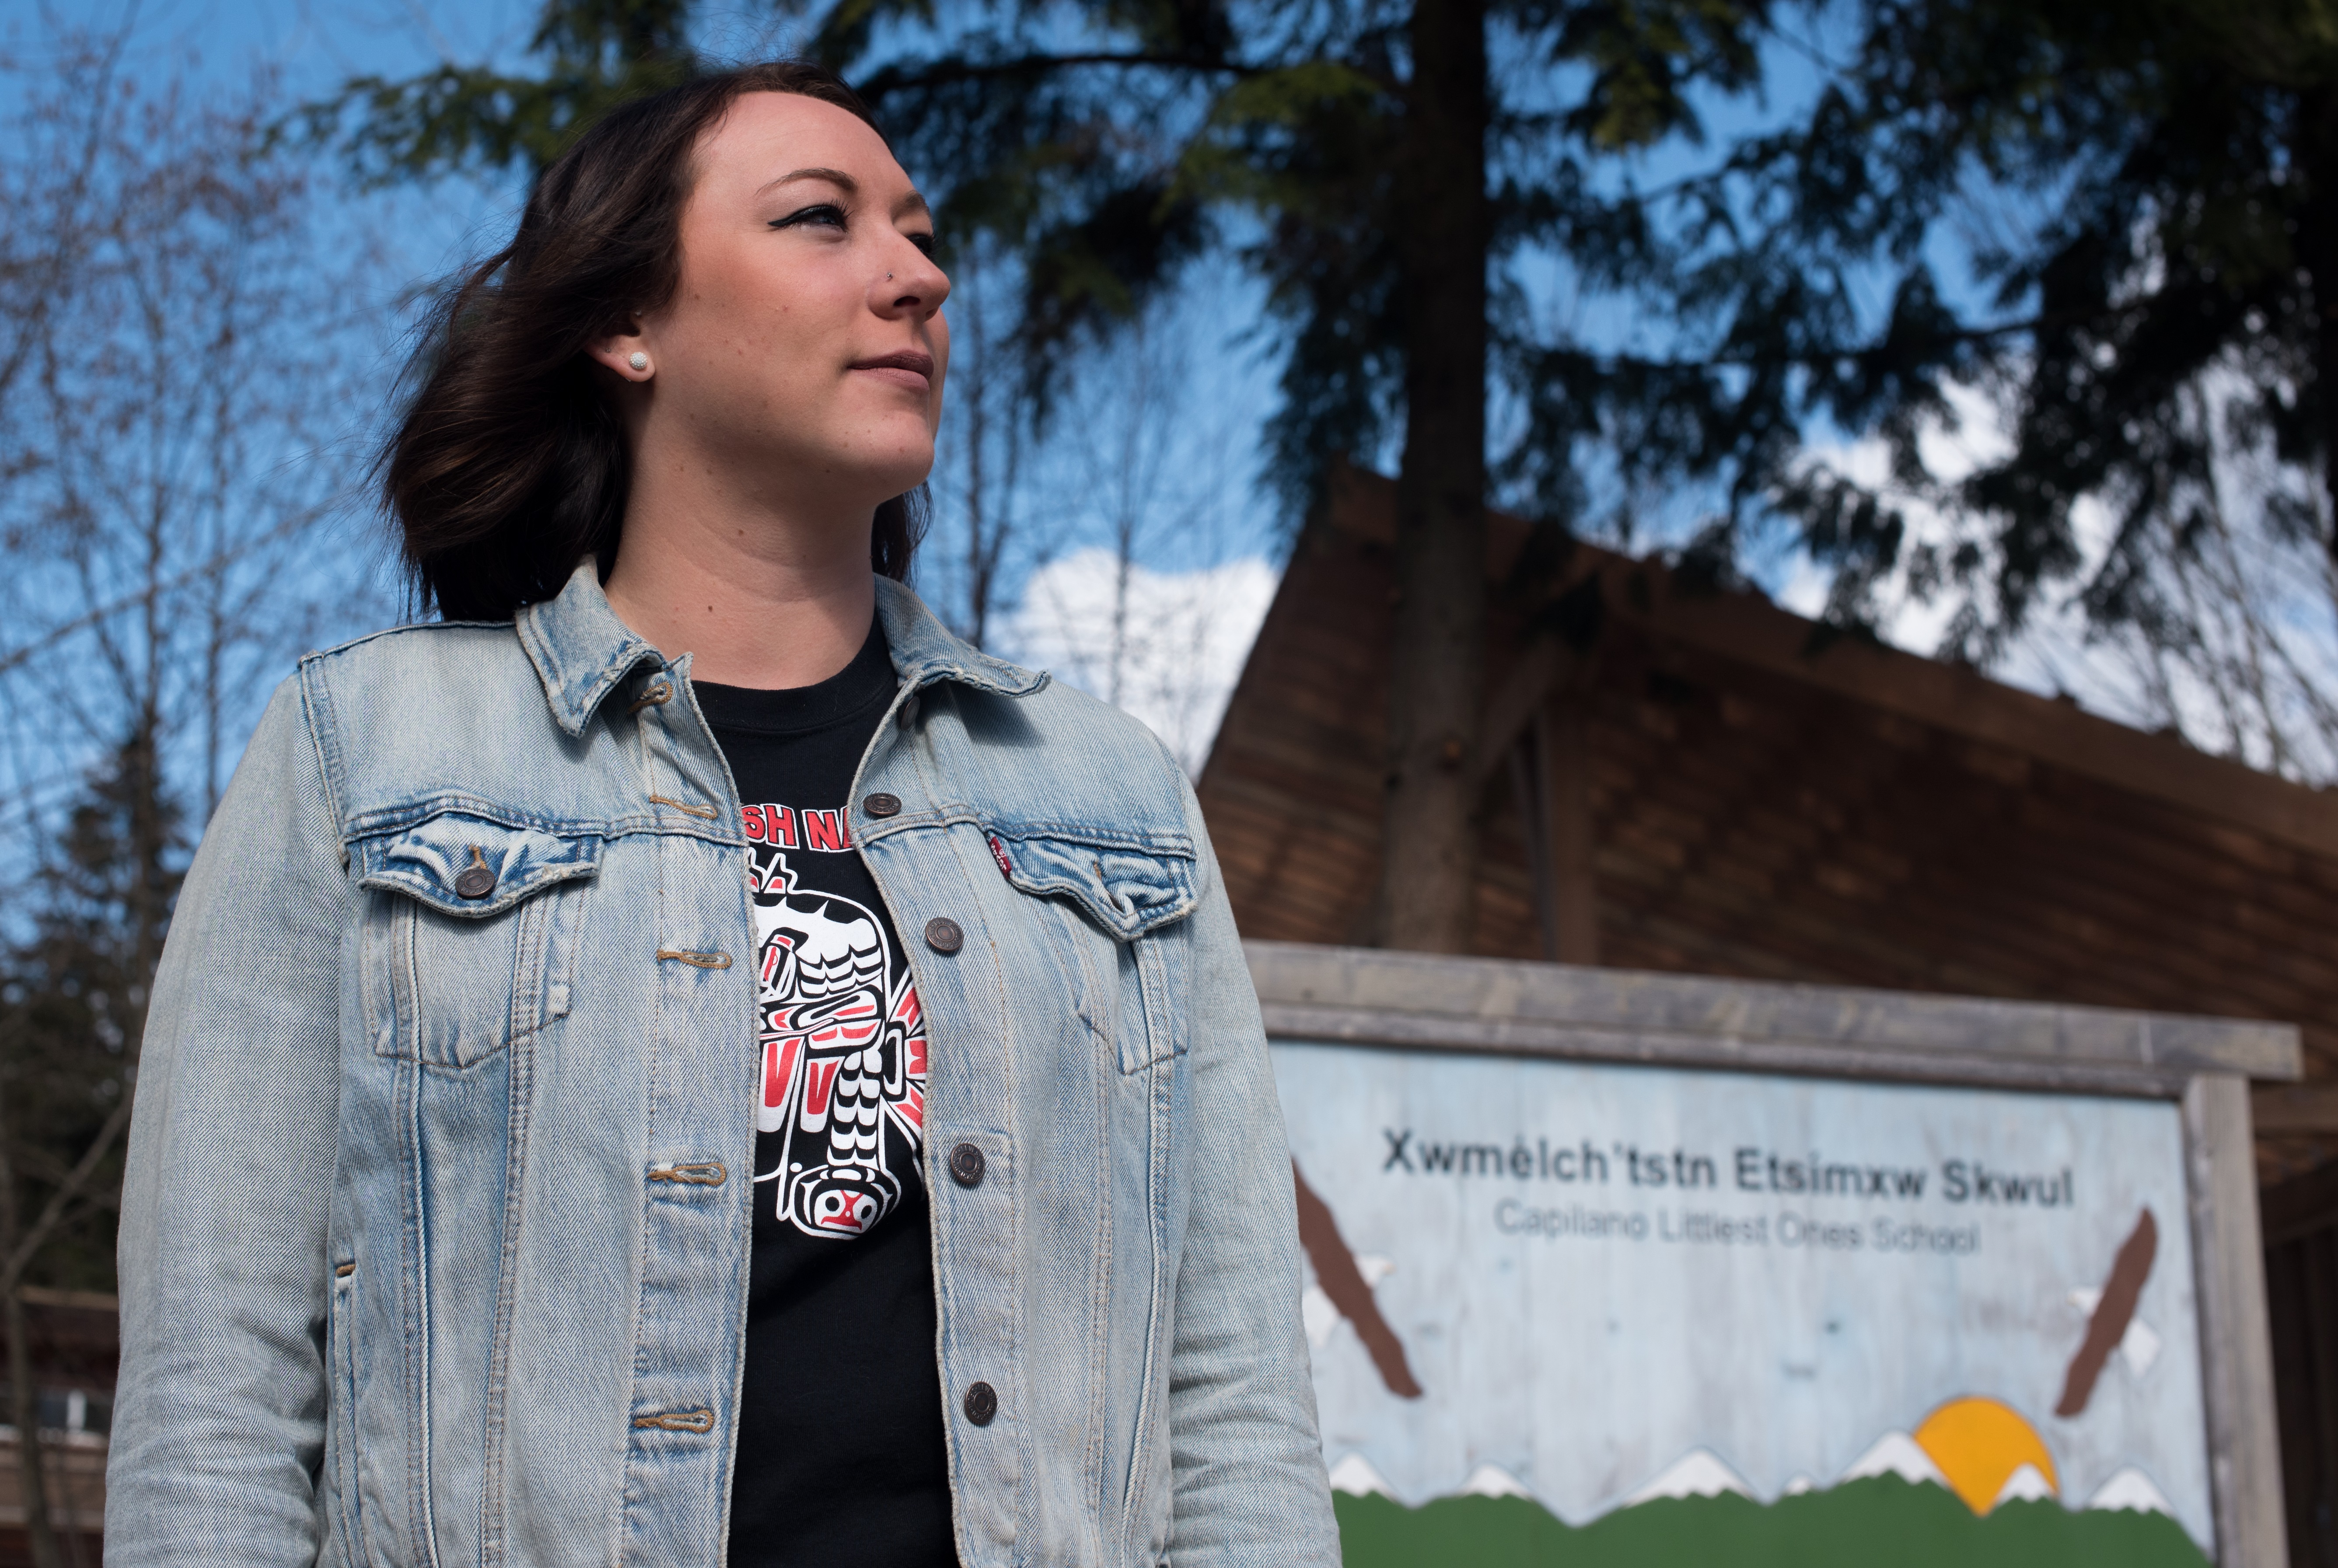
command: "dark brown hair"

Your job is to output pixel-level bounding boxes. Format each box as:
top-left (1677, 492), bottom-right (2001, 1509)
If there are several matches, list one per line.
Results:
top-left (383, 62), bottom-right (926, 620)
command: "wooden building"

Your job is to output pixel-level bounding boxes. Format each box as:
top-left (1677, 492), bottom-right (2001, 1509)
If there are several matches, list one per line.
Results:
top-left (1195, 466), bottom-right (2338, 1562)
top-left (0, 1287), bottom-right (115, 1567)
top-left (1201, 466), bottom-right (2338, 1167)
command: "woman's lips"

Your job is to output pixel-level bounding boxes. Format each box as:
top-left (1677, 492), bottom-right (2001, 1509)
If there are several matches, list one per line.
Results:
top-left (851, 351), bottom-right (933, 392)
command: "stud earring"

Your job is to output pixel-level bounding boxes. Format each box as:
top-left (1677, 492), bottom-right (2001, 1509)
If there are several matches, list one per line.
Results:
top-left (628, 352), bottom-right (650, 373)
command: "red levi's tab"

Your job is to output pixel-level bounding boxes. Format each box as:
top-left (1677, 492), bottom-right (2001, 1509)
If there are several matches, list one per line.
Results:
top-left (987, 834), bottom-right (1013, 880)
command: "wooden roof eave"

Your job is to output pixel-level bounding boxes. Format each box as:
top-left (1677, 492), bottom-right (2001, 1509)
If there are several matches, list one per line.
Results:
top-left (1318, 464), bottom-right (2338, 866)
top-left (1601, 559), bottom-right (2338, 865)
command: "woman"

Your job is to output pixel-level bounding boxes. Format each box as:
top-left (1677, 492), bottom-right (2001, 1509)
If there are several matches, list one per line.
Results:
top-left (105, 62), bottom-right (1339, 1568)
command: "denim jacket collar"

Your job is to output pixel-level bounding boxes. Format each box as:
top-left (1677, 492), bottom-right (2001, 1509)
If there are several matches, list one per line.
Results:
top-left (516, 560), bottom-right (1046, 739)
top-left (874, 575), bottom-right (1049, 700)
top-left (513, 563), bottom-right (663, 740)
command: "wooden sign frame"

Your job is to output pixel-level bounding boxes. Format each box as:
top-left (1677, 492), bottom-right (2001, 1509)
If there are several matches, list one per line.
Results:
top-left (1246, 939), bottom-right (2303, 1568)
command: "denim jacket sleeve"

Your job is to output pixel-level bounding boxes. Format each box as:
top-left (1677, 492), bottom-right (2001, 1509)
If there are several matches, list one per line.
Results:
top-left (1162, 765), bottom-right (1342, 1567)
top-left (107, 676), bottom-right (349, 1565)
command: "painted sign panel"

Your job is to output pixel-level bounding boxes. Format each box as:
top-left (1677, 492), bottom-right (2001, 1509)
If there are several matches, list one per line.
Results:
top-left (1273, 1040), bottom-right (2216, 1565)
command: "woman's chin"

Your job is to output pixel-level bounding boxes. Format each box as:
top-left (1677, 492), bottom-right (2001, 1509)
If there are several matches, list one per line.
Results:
top-left (738, 421), bottom-right (932, 510)
top-left (832, 437), bottom-right (936, 500)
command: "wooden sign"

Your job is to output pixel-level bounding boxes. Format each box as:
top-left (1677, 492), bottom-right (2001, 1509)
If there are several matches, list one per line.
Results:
top-left (1250, 942), bottom-right (2299, 1568)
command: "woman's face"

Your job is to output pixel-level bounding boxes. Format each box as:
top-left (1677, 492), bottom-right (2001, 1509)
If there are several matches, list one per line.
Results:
top-left (601, 91), bottom-right (951, 517)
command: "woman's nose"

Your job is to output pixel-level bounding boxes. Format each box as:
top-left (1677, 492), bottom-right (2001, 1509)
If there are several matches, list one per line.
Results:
top-left (873, 246), bottom-right (949, 318)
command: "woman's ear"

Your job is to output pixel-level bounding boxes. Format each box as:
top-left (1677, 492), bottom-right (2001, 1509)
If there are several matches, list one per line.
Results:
top-left (585, 317), bottom-right (657, 383)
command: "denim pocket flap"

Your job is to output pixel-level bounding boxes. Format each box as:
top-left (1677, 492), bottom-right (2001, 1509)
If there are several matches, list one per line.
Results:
top-left (987, 831), bottom-right (1195, 940)
top-left (357, 814), bottom-right (601, 918)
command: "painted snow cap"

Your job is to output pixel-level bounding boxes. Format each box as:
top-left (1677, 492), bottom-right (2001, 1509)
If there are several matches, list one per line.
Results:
top-left (1328, 1453), bottom-right (1393, 1498)
top-left (1841, 1432), bottom-right (1950, 1487)
top-left (1302, 1256), bottom-right (1395, 1348)
top-left (2069, 1286), bottom-right (2164, 1377)
top-left (2087, 1467), bottom-right (2176, 1515)
top-left (1992, 1464), bottom-right (2055, 1506)
top-left (1626, 1448), bottom-right (1752, 1505)
top-left (1461, 1464), bottom-right (1533, 1499)
top-left (1782, 1474), bottom-right (1818, 1497)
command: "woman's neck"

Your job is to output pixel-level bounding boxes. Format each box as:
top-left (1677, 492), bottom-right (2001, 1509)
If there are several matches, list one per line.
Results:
top-left (601, 457), bottom-right (879, 691)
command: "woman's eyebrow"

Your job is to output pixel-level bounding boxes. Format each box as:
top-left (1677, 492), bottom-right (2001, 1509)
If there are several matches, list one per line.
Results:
top-left (756, 166), bottom-right (858, 199)
top-left (755, 168), bottom-right (928, 221)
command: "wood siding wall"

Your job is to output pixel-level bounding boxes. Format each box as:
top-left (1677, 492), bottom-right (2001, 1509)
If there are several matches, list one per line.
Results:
top-left (2267, 1165), bottom-right (2338, 1566)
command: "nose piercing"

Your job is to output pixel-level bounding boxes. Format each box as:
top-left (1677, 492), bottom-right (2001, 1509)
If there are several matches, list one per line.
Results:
top-left (628, 352), bottom-right (650, 372)
top-left (885, 272), bottom-right (895, 282)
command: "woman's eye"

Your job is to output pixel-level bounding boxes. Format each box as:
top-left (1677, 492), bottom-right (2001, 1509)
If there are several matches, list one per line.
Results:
top-left (769, 203), bottom-right (847, 233)
top-left (907, 231), bottom-right (937, 256)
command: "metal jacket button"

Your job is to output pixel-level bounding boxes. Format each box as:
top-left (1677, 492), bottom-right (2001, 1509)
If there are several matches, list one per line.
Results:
top-left (454, 847), bottom-right (496, 901)
top-left (863, 792), bottom-right (902, 818)
top-left (924, 917), bottom-right (964, 953)
top-left (963, 1381), bottom-right (998, 1426)
top-left (948, 1143), bottom-right (985, 1187)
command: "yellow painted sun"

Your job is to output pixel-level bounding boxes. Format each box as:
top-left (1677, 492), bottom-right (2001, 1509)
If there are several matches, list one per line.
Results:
top-left (1914, 1397), bottom-right (2059, 1515)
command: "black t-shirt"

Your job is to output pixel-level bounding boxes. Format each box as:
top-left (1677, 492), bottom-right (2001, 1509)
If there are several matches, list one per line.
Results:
top-left (696, 621), bottom-right (956, 1568)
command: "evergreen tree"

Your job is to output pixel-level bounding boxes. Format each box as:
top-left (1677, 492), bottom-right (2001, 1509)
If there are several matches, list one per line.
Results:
top-left (811, 1), bottom-right (1783, 952)
top-left (319, 0), bottom-right (695, 182)
top-left (0, 723), bottom-right (181, 1568)
top-left (1628, 0), bottom-right (2338, 663)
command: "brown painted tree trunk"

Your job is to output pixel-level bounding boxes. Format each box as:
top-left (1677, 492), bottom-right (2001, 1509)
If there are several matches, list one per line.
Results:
top-left (1370, 0), bottom-right (1490, 952)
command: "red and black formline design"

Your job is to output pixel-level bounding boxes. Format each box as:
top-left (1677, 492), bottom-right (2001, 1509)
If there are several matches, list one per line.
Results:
top-left (746, 829), bottom-right (928, 1240)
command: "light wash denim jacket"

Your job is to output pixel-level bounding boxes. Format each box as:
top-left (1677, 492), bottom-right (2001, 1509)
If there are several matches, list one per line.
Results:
top-left (107, 563), bottom-right (1339, 1568)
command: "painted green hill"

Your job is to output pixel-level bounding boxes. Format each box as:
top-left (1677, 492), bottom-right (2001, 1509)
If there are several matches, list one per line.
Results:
top-left (1334, 1476), bottom-right (2209, 1568)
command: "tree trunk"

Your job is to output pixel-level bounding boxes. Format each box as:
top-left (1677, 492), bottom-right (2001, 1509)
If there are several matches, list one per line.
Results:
top-left (1370, 0), bottom-right (1490, 952)
top-left (0, 1156), bottom-right (64, 1568)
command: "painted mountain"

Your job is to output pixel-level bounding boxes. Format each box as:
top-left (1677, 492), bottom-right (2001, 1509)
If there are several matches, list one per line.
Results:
top-left (1333, 1476), bottom-right (2209, 1568)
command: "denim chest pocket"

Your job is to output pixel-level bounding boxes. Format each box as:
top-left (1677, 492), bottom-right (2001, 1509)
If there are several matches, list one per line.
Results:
top-left (987, 829), bottom-right (1195, 1072)
top-left (355, 813), bottom-right (602, 1070)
